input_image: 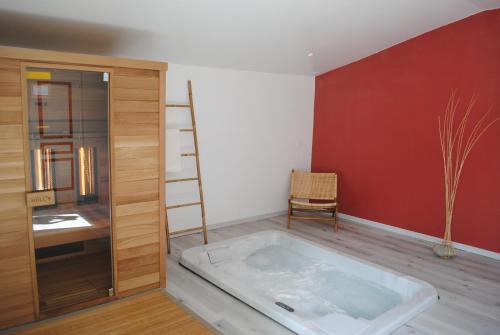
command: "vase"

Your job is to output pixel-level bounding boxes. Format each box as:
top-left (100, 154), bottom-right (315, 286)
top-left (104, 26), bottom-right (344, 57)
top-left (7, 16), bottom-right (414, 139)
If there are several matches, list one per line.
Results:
top-left (433, 241), bottom-right (456, 259)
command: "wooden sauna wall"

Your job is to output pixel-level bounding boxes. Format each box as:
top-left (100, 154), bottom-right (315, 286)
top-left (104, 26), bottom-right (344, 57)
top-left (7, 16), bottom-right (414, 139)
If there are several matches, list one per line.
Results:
top-left (0, 47), bottom-right (166, 329)
top-left (0, 58), bottom-right (36, 327)
top-left (112, 67), bottom-right (166, 295)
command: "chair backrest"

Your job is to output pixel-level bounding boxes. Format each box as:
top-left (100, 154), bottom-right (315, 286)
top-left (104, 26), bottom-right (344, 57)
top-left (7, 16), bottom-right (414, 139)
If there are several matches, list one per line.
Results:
top-left (290, 170), bottom-right (337, 200)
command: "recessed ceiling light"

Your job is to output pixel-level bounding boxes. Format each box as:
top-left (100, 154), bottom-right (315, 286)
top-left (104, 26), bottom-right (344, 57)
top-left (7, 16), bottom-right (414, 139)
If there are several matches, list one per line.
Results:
top-left (308, 52), bottom-right (314, 57)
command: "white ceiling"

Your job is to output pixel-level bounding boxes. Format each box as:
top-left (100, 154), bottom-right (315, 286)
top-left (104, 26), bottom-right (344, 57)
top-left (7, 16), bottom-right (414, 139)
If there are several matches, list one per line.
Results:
top-left (0, 0), bottom-right (499, 75)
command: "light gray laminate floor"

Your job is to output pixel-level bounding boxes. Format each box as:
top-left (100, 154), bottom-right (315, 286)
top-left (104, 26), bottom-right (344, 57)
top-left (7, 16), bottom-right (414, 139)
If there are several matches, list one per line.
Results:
top-left (166, 215), bottom-right (500, 335)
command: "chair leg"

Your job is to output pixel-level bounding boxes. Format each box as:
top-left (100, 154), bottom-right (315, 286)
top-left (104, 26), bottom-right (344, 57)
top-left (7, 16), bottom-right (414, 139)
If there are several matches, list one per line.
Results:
top-left (333, 208), bottom-right (339, 232)
top-left (287, 202), bottom-right (292, 229)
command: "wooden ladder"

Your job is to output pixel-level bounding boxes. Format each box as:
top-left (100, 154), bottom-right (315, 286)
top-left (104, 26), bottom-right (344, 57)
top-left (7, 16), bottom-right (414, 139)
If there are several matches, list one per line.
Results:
top-left (165, 80), bottom-right (208, 253)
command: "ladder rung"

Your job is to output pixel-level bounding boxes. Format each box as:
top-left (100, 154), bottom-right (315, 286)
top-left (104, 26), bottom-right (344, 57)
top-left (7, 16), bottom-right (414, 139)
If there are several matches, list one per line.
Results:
top-left (166, 177), bottom-right (198, 183)
top-left (180, 128), bottom-right (193, 132)
top-left (169, 226), bottom-right (203, 236)
top-left (166, 104), bottom-right (190, 108)
top-left (166, 201), bottom-right (201, 210)
top-left (181, 152), bottom-right (196, 157)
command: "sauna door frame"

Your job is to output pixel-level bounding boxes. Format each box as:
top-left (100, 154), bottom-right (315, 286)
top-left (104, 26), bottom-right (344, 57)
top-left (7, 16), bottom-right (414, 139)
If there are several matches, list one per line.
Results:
top-left (20, 62), bottom-right (117, 318)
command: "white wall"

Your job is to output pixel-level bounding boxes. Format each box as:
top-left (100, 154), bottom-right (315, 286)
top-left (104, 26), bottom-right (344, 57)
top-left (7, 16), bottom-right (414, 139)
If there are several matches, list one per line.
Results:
top-left (166, 64), bottom-right (314, 231)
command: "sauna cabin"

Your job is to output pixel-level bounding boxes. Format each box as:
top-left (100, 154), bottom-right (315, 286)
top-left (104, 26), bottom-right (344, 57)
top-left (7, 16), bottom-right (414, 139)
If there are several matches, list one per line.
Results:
top-left (0, 46), bottom-right (167, 329)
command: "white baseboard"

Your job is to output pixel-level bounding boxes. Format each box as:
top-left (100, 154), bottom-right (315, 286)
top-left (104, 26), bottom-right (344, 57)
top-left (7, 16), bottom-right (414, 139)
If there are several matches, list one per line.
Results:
top-left (171, 209), bottom-right (500, 261)
top-left (207, 210), bottom-right (288, 231)
top-left (339, 213), bottom-right (500, 261)
top-left (169, 210), bottom-right (287, 238)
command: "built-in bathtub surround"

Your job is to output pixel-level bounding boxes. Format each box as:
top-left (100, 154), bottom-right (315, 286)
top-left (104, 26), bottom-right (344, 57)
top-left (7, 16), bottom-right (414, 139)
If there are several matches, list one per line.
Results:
top-left (180, 230), bottom-right (437, 335)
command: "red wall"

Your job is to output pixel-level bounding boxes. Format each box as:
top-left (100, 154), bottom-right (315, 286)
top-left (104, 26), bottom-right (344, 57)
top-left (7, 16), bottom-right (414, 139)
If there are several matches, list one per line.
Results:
top-left (312, 9), bottom-right (500, 252)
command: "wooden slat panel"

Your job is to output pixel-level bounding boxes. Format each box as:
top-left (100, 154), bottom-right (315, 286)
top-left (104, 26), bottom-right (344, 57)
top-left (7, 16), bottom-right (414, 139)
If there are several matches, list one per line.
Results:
top-left (114, 179), bottom-right (159, 205)
top-left (117, 253), bottom-right (160, 281)
top-left (0, 138), bottom-right (23, 153)
top-left (0, 124), bottom-right (23, 138)
top-left (117, 272), bottom-right (159, 292)
top-left (0, 231), bottom-right (30, 259)
top-left (0, 192), bottom-right (26, 211)
top-left (0, 207), bottom-right (28, 234)
top-left (0, 165), bottom-right (25, 182)
top-left (117, 263), bottom-right (159, 282)
top-left (113, 100), bottom-right (158, 113)
top-left (0, 97), bottom-right (23, 124)
top-left (114, 88), bottom-right (158, 101)
top-left (116, 154), bottom-right (159, 172)
top-left (0, 58), bottom-right (21, 70)
top-left (114, 135), bottom-right (159, 148)
top-left (116, 243), bottom-right (160, 262)
top-left (0, 257), bottom-right (31, 281)
top-left (114, 112), bottom-right (159, 124)
top-left (0, 152), bottom-right (25, 181)
top-left (114, 178), bottom-right (159, 196)
top-left (115, 200), bottom-right (159, 218)
top-left (0, 67), bottom-right (21, 81)
top-left (0, 151), bottom-right (24, 163)
top-left (114, 147), bottom-right (159, 183)
top-left (114, 146), bottom-right (158, 160)
top-left (0, 73), bottom-right (21, 97)
top-left (114, 211), bottom-right (158, 229)
top-left (114, 112), bottom-right (159, 136)
top-left (114, 75), bottom-right (159, 90)
top-left (117, 232), bottom-right (159, 250)
top-left (0, 179), bottom-right (25, 194)
top-left (117, 253), bottom-right (159, 273)
top-left (116, 220), bottom-right (159, 240)
top-left (0, 125), bottom-right (24, 154)
top-left (0, 233), bottom-right (34, 328)
top-left (0, 96), bottom-right (22, 112)
top-left (0, 289), bottom-right (33, 310)
top-left (0, 58), bottom-right (21, 97)
top-left (114, 196), bottom-right (159, 269)
top-left (0, 311), bottom-right (34, 330)
top-left (115, 168), bottom-right (159, 183)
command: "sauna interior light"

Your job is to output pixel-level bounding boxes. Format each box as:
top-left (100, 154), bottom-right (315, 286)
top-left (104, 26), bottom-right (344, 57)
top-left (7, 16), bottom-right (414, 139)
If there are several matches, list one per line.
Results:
top-left (44, 148), bottom-right (53, 190)
top-left (78, 147), bottom-right (95, 196)
top-left (33, 149), bottom-right (44, 191)
top-left (308, 52), bottom-right (314, 57)
top-left (33, 148), bottom-right (53, 191)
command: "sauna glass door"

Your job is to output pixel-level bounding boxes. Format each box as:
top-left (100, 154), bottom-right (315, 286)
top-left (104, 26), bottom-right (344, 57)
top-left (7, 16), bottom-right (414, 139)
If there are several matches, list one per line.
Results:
top-left (26, 67), bottom-right (112, 316)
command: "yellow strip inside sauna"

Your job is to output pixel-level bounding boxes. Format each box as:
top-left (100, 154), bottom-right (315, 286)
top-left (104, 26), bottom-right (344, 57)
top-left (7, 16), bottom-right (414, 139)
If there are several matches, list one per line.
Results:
top-left (0, 46), bottom-right (167, 329)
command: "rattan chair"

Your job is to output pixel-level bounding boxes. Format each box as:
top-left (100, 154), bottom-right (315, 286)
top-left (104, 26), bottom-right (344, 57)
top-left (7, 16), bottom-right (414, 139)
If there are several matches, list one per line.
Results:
top-left (287, 170), bottom-right (339, 231)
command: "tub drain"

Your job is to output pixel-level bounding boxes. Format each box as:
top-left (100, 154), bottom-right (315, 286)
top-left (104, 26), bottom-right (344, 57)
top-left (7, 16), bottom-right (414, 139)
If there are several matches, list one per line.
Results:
top-left (275, 301), bottom-right (294, 312)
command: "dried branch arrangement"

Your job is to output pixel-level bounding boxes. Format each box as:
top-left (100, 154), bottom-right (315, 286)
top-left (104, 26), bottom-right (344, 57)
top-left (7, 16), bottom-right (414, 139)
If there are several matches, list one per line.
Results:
top-left (435, 91), bottom-right (499, 258)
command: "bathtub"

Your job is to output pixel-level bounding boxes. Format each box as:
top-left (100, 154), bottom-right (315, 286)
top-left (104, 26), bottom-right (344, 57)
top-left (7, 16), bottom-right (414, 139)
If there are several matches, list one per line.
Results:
top-left (180, 230), bottom-right (437, 335)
